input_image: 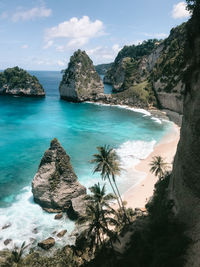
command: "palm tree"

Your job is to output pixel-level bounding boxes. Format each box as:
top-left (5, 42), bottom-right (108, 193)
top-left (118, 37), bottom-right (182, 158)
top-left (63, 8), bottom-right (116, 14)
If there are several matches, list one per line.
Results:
top-left (77, 202), bottom-right (119, 253)
top-left (150, 156), bottom-right (168, 179)
top-left (91, 145), bottom-right (129, 223)
top-left (85, 183), bottom-right (116, 210)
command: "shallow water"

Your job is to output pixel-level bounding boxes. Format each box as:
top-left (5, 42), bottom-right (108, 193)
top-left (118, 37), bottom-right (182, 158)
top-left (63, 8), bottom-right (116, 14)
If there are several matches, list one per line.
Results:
top-left (0, 71), bottom-right (172, 249)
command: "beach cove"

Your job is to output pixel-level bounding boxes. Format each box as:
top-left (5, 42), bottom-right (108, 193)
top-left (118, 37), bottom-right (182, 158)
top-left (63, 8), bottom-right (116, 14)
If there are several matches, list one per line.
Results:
top-left (0, 71), bottom-right (178, 250)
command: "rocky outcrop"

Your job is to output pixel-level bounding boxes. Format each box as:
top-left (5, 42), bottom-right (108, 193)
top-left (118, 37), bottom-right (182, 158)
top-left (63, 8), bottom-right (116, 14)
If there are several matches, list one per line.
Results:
top-left (38, 237), bottom-right (55, 250)
top-left (169, 6), bottom-right (200, 266)
top-left (32, 138), bottom-right (87, 217)
top-left (59, 50), bottom-right (104, 102)
top-left (0, 66), bottom-right (45, 97)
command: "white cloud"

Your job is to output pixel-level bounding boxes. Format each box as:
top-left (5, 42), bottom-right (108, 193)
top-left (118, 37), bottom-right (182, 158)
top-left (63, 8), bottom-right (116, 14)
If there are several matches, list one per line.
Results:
top-left (43, 40), bottom-right (53, 49)
top-left (12, 6), bottom-right (52, 22)
top-left (86, 44), bottom-right (122, 63)
top-left (21, 44), bottom-right (28, 49)
top-left (45, 16), bottom-right (105, 49)
top-left (172, 2), bottom-right (190, 19)
top-left (143, 33), bottom-right (168, 39)
top-left (33, 58), bottom-right (67, 67)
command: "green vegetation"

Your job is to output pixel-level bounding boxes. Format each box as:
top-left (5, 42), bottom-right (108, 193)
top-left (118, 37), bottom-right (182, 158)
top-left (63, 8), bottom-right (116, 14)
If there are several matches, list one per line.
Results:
top-left (150, 156), bottom-right (168, 179)
top-left (77, 183), bottom-right (118, 254)
top-left (91, 145), bottom-right (129, 223)
top-left (151, 23), bottom-right (186, 93)
top-left (11, 242), bottom-right (26, 263)
top-left (0, 66), bottom-right (43, 90)
top-left (113, 81), bottom-right (156, 106)
top-left (84, 174), bottom-right (190, 267)
top-left (60, 50), bottom-right (101, 96)
top-left (115, 39), bottom-right (161, 63)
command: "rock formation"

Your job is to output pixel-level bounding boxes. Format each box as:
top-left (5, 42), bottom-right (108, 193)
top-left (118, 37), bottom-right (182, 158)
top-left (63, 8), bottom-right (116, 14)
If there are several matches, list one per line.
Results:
top-left (103, 23), bottom-right (186, 124)
top-left (59, 50), bottom-right (104, 102)
top-left (32, 138), bottom-right (86, 218)
top-left (0, 66), bottom-right (45, 97)
top-left (169, 4), bottom-right (200, 266)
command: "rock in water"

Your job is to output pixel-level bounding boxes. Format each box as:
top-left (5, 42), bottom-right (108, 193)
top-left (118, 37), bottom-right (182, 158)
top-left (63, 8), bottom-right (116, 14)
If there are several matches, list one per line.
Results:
top-left (32, 138), bottom-right (86, 216)
top-left (59, 49), bottom-right (104, 102)
top-left (38, 237), bottom-right (55, 250)
top-left (0, 66), bottom-right (45, 97)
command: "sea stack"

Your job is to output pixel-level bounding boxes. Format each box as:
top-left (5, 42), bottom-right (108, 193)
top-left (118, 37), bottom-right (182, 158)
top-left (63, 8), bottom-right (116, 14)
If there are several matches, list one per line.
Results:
top-left (0, 66), bottom-right (45, 97)
top-left (32, 138), bottom-right (86, 218)
top-left (59, 49), bottom-right (104, 102)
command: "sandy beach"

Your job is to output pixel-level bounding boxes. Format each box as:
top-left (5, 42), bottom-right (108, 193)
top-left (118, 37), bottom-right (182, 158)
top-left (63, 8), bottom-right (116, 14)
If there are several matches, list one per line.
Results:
top-left (123, 123), bottom-right (180, 210)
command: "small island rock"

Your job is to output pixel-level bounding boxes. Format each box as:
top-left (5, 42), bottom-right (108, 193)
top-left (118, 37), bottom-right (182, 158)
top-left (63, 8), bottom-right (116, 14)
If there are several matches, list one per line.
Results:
top-left (32, 138), bottom-right (86, 217)
top-left (0, 66), bottom-right (45, 97)
top-left (59, 50), bottom-right (104, 102)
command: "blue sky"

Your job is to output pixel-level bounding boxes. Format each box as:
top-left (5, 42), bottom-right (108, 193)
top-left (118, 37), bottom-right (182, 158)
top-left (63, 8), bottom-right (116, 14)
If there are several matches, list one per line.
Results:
top-left (0, 0), bottom-right (190, 70)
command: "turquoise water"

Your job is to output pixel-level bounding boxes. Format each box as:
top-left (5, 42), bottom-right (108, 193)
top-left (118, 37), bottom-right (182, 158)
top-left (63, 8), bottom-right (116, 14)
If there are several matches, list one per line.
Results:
top-left (0, 71), bottom-right (172, 249)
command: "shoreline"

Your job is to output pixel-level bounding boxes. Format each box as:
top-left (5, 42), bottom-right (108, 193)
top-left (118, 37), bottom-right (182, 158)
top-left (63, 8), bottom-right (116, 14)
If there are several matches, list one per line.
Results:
top-left (122, 123), bottom-right (180, 210)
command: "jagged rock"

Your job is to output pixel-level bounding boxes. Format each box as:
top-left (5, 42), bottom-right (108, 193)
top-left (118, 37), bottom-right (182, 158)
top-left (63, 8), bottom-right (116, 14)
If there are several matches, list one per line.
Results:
top-left (32, 138), bottom-right (87, 217)
top-left (57, 230), bottom-right (67, 238)
top-left (4, 239), bottom-right (12, 246)
top-left (0, 66), bottom-right (45, 97)
top-left (59, 50), bottom-right (104, 102)
top-left (38, 237), bottom-right (55, 250)
top-left (2, 223), bottom-right (11, 230)
top-left (54, 213), bottom-right (63, 220)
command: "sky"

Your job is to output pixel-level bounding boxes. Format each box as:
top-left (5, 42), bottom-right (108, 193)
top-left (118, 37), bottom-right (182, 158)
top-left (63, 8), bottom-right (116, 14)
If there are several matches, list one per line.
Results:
top-left (0, 0), bottom-right (191, 70)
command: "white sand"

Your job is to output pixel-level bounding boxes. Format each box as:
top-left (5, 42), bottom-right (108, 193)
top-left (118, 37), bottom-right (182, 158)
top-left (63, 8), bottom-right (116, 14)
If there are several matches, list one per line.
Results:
top-left (122, 123), bottom-right (180, 210)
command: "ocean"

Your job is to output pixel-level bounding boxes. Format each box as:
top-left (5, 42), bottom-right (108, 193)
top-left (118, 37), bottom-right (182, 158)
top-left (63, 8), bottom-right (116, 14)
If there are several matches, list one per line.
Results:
top-left (0, 71), bottom-right (172, 250)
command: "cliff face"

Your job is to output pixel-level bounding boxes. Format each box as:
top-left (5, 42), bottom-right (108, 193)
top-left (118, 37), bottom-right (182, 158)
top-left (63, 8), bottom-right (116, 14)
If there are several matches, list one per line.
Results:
top-left (59, 50), bottom-right (104, 102)
top-left (104, 39), bottom-right (160, 92)
top-left (0, 67), bottom-right (45, 97)
top-left (32, 138), bottom-right (86, 218)
top-left (170, 6), bottom-right (200, 266)
top-left (151, 23), bottom-right (186, 115)
top-left (104, 24), bottom-right (186, 118)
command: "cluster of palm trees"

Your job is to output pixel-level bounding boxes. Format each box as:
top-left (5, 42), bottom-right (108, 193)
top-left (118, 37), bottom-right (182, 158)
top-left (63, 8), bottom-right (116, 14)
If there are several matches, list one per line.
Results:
top-left (77, 145), bottom-right (131, 254)
top-left (77, 145), bottom-right (168, 254)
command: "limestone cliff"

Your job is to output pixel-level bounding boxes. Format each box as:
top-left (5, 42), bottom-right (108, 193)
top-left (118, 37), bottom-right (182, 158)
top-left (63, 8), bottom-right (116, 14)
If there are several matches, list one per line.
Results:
top-left (170, 3), bottom-right (200, 266)
top-left (0, 66), bottom-right (45, 97)
top-left (104, 24), bottom-right (186, 119)
top-left (32, 138), bottom-right (86, 218)
top-left (104, 39), bottom-right (160, 92)
top-left (59, 50), bottom-right (104, 102)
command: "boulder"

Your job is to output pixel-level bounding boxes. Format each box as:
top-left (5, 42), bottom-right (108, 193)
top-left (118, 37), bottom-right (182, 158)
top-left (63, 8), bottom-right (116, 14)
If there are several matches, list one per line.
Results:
top-left (4, 239), bottom-right (12, 246)
top-left (54, 213), bottom-right (63, 220)
top-left (38, 237), bottom-right (55, 250)
top-left (59, 50), bottom-right (104, 102)
top-left (32, 138), bottom-right (87, 216)
top-left (57, 230), bottom-right (67, 238)
top-left (2, 223), bottom-right (11, 230)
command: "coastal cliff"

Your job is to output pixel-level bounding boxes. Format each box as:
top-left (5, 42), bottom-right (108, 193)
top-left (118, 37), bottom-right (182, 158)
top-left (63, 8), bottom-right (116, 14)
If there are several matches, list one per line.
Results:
top-left (32, 138), bottom-right (86, 218)
top-left (59, 50), bottom-right (104, 102)
top-left (0, 66), bottom-right (45, 97)
top-left (170, 2), bottom-right (200, 266)
top-left (103, 24), bottom-right (186, 121)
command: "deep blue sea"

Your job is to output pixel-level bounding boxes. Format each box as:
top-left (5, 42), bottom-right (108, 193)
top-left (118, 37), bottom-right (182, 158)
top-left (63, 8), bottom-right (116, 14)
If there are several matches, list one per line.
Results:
top-left (0, 71), bottom-right (172, 249)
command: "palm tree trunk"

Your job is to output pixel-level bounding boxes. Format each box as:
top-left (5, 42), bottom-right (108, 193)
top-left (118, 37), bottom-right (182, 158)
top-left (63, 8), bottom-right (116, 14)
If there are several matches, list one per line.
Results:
top-left (113, 178), bottom-right (130, 223)
top-left (107, 176), bottom-right (122, 211)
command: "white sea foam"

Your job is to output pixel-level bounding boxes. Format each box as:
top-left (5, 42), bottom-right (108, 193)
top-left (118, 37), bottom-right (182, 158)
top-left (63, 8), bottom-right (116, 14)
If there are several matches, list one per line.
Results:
top-left (0, 187), bottom-right (75, 251)
top-left (85, 101), bottom-right (151, 116)
top-left (114, 139), bottom-right (157, 194)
